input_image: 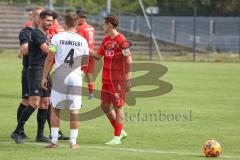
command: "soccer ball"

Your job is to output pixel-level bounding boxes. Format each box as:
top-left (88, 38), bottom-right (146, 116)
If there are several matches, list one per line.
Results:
top-left (203, 140), bottom-right (221, 157)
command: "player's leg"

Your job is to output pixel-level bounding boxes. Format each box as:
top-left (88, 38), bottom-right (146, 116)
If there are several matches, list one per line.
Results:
top-left (47, 104), bottom-right (69, 141)
top-left (86, 57), bottom-right (95, 99)
top-left (101, 84), bottom-right (117, 128)
top-left (101, 85), bottom-right (121, 144)
top-left (46, 76), bottom-right (69, 141)
top-left (68, 85), bottom-right (82, 149)
top-left (115, 106), bottom-right (127, 138)
top-left (47, 104), bottom-right (51, 136)
top-left (46, 106), bottom-right (60, 148)
top-left (101, 103), bottom-right (116, 127)
top-left (69, 109), bottom-right (80, 149)
top-left (15, 68), bottom-right (29, 139)
top-left (105, 105), bottom-right (124, 145)
top-left (11, 96), bottom-right (39, 144)
top-left (35, 97), bottom-right (50, 143)
top-left (46, 89), bottom-right (66, 148)
top-left (105, 84), bottom-right (127, 145)
top-left (115, 106), bottom-right (124, 135)
top-left (86, 73), bottom-right (94, 99)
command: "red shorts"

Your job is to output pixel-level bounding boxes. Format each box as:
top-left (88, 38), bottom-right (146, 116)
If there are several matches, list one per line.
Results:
top-left (101, 83), bottom-right (126, 107)
top-left (81, 56), bottom-right (94, 73)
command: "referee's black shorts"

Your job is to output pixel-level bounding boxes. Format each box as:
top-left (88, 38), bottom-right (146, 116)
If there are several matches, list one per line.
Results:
top-left (21, 68), bottom-right (29, 99)
top-left (27, 66), bottom-right (51, 97)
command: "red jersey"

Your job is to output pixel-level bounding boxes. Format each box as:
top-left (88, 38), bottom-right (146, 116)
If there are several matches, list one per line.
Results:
top-left (97, 33), bottom-right (131, 84)
top-left (77, 23), bottom-right (95, 51)
top-left (24, 21), bottom-right (32, 28)
top-left (48, 23), bottom-right (64, 40)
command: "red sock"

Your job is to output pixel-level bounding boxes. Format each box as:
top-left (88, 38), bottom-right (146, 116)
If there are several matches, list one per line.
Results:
top-left (88, 83), bottom-right (94, 94)
top-left (110, 119), bottom-right (116, 128)
top-left (114, 122), bottom-right (123, 137)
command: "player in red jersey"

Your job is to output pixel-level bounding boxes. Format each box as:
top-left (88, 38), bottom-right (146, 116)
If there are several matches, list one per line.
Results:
top-left (48, 11), bottom-right (64, 40)
top-left (91, 15), bottom-right (132, 145)
top-left (23, 9), bottom-right (33, 28)
top-left (76, 11), bottom-right (96, 99)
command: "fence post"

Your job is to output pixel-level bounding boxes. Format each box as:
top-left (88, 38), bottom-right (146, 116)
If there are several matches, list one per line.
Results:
top-left (239, 17), bottom-right (240, 59)
top-left (172, 19), bottom-right (176, 43)
top-left (192, 7), bottom-right (197, 62)
top-left (209, 20), bottom-right (215, 52)
top-left (149, 12), bottom-right (153, 61)
top-left (130, 18), bottom-right (135, 32)
top-left (136, 16), bottom-right (140, 33)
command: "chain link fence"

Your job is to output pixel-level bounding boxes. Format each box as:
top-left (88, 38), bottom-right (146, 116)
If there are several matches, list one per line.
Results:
top-left (112, 15), bottom-right (240, 53)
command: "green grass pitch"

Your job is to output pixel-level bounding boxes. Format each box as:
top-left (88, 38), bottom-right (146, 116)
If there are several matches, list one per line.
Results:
top-left (0, 53), bottom-right (239, 160)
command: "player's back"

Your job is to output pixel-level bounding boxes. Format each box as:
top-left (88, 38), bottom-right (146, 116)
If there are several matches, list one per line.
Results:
top-left (77, 23), bottom-right (95, 50)
top-left (51, 31), bottom-right (89, 73)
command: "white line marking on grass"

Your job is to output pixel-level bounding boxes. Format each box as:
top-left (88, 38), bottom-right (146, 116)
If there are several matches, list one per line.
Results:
top-left (1, 141), bottom-right (239, 159)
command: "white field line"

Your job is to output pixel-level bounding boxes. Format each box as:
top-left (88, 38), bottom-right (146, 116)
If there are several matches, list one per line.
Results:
top-left (0, 141), bottom-right (239, 159)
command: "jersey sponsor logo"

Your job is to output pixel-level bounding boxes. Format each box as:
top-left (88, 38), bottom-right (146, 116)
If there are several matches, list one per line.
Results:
top-left (104, 42), bottom-right (117, 56)
top-left (60, 40), bottom-right (82, 47)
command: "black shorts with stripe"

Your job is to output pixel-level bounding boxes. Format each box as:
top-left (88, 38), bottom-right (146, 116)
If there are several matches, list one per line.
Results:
top-left (27, 66), bottom-right (51, 97)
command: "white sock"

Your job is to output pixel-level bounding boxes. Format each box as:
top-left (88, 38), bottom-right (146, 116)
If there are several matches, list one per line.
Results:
top-left (70, 129), bottom-right (78, 145)
top-left (51, 128), bottom-right (59, 144)
top-left (114, 136), bottom-right (120, 140)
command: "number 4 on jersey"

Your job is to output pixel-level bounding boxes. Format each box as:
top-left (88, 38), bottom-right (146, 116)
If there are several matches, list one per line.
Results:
top-left (64, 48), bottom-right (74, 67)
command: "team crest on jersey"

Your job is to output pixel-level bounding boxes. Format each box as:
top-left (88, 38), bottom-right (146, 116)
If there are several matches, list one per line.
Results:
top-left (105, 49), bottom-right (114, 56)
top-left (104, 42), bottom-right (117, 56)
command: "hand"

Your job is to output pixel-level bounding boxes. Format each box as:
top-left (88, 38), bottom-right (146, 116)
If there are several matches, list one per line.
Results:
top-left (125, 80), bottom-right (131, 92)
top-left (89, 49), bottom-right (95, 55)
top-left (18, 52), bottom-right (23, 59)
top-left (41, 78), bottom-right (48, 90)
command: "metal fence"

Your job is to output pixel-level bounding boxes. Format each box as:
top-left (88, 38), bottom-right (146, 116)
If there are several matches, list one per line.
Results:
top-left (89, 10), bottom-right (240, 54)
top-left (119, 16), bottom-right (240, 53)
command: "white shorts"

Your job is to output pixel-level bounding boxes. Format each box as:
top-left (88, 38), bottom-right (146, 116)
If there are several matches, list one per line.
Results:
top-left (50, 70), bottom-right (83, 110)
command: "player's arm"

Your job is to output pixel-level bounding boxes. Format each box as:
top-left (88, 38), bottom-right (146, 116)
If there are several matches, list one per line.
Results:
top-left (19, 43), bottom-right (28, 58)
top-left (89, 51), bottom-right (102, 60)
top-left (40, 43), bottom-right (51, 55)
top-left (91, 40), bottom-right (105, 60)
top-left (125, 55), bottom-right (132, 92)
top-left (19, 30), bottom-right (29, 58)
top-left (41, 36), bottom-right (57, 90)
top-left (42, 49), bottom-right (55, 90)
top-left (33, 31), bottom-right (51, 55)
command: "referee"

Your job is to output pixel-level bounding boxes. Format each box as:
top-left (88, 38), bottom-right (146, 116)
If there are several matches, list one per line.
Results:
top-left (12, 10), bottom-right (53, 144)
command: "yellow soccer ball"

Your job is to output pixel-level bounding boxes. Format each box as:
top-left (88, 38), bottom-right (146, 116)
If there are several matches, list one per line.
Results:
top-left (203, 140), bottom-right (221, 157)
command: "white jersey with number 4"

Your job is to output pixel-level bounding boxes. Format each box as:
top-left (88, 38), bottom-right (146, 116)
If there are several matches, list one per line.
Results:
top-left (51, 31), bottom-right (89, 72)
top-left (50, 31), bottom-right (89, 110)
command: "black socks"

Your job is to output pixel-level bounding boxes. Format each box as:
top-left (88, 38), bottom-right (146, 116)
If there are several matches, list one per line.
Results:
top-left (37, 109), bottom-right (48, 138)
top-left (14, 105), bottom-right (35, 134)
top-left (17, 103), bottom-right (27, 122)
top-left (17, 103), bottom-right (28, 133)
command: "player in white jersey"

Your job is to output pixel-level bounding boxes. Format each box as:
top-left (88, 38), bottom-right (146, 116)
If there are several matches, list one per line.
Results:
top-left (41, 12), bottom-right (89, 149)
